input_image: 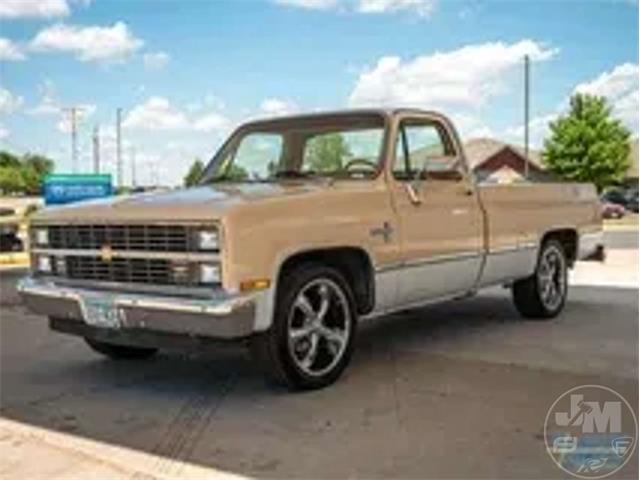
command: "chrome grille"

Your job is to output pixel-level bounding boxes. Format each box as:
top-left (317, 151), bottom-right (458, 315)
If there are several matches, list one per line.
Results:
top-left (48, 224), bottom-right (192, 252)
top-left (65, 256), bottom-right (176, 285)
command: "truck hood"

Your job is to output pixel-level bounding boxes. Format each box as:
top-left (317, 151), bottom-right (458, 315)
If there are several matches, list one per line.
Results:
top-left (33, 183), bottom-right (323, 223)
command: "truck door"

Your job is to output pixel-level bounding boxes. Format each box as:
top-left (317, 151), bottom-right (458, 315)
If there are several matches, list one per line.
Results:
top-left (389, 115), bottom-right (484, 306)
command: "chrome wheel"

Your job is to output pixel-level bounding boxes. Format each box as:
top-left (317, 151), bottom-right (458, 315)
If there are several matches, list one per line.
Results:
top-left (287, 278), bottom-right (351, 377)
top-left (537, 244), bottom-right (566, 312)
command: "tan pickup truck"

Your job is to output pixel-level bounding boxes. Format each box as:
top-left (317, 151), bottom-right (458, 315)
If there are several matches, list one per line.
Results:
top-left (19, 109), bottom-right (604, 389)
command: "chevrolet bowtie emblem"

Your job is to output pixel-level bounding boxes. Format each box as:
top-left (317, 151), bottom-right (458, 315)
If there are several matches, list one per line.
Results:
top-left (100, 245), bottom-right (114, 262)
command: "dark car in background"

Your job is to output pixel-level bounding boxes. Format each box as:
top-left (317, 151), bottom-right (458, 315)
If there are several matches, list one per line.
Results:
top-left (624, 189), bottom-right (638, 213)
top-left (0, 208), bottom-right (24, 252)
top-left (601, 188), bottom-right (638, 213)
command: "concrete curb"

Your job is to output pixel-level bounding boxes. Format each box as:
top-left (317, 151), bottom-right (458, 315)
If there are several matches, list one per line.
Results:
top-left (0, 417), bottom-right (246, 480)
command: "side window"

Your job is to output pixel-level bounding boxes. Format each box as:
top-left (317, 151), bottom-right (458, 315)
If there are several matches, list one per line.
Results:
top-left (393, 120), bottom-right (462, 181)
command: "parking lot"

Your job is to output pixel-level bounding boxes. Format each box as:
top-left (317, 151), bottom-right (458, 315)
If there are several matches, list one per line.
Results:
top-left (1, 231), bottom-right (637, 479)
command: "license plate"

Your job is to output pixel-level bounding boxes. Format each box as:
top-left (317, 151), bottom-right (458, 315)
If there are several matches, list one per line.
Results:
top-left (80, 294), bottom-right (120, 328)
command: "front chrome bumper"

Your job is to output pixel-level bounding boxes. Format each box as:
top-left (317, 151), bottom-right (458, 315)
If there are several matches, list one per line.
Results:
top-left (17, 276), bottom-right (257, 340)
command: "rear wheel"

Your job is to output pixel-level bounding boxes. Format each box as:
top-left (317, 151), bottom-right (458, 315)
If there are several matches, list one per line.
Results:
top-left (512, 239), bottom-right (568, 319)
top-left (250, 263), bottom-right (357, 390)
top-left (84, 338), bottom-right (157, 360)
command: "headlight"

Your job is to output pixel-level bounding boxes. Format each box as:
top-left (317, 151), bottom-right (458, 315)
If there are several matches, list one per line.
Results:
top-left (36, 255), bottom-right (52, 273)
top-left (198, 263), bottom-right (221, 285)
top-left (34, 228), bottom-right (49, 246)
top-left (196, 229), bottom-right (219, 251)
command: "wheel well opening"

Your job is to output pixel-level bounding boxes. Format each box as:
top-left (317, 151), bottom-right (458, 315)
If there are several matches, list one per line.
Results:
top-left (278, 248), bottom-right (375, 315)
top-left (542, 229), bottom-right (578, 265)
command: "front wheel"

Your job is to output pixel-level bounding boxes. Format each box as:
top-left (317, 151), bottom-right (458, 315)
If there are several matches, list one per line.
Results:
top-left (84, 338), bottom-right (158, 360)
top-left (250, 263), bottom-right (357, 390)
top-left (512, 239), bottom-right (568, 319)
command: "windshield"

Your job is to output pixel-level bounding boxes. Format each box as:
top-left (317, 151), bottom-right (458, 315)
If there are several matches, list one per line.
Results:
top-left (200, 114), bottom-right (386, 183)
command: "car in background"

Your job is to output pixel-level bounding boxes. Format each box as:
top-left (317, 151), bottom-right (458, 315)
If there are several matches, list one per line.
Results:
top-left (624, 189), bottom-right (638, 213)
top-left (601, 188), bottom-right (628, 207)
top-left (601, 187), bottom-right (638, 212)
top-left (0, 207), bottom-right (24, 252)
top-left (601, 201), bottom-right (626, 219)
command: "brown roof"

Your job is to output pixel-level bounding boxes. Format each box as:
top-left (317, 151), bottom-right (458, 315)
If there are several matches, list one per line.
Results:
top-left (463, 138), bottom-right (543, 170)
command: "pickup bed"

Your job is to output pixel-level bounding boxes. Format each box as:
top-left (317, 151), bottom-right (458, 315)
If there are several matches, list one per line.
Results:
top-left (19, 108), bottom-right (603, 389)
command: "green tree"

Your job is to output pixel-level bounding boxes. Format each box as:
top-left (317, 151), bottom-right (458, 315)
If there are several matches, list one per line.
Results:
top-left (0, 151), bottom-right (21, 168)
top-left (543, 94), bottom-right (631, 191)
top-left (22, 154), bottom-right (54, 194)
top-left (0, 150), bottom-right (54, 195)
top-left (305, 133), bottom-right (351, 172)
top-left (0, 166), bottom-right (26, 194)
top-left (184, 159), bottom-right (204, 187)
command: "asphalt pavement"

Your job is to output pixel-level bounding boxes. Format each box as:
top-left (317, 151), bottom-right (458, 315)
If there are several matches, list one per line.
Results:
top-left (1, 255), bottom-right (637, 479)
top-left (604, 230), bottom-right (638, 250)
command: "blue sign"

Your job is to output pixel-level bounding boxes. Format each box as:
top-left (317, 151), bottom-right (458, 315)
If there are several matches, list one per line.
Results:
top-left (43, 174), bottom-right (113, 205)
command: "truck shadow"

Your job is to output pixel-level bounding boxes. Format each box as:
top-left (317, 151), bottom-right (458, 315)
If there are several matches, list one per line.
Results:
top-left (1, 286), bottom-right (637, 479)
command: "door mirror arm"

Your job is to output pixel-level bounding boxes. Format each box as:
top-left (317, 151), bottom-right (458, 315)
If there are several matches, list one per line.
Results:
top-left (405, 182), bottom-right (422, 205)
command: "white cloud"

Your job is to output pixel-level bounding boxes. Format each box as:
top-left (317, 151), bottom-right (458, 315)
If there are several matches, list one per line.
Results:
top-left (273, 0), bottom-right (340, 10)
top-left (574, 62), bottom-right (639, 130)
top-left (30, 22), bottom-right (143, 63)
top-left (27, 80), bottom-right (60, 116)
top-left (0, 87), bottom-right (24, 114)
top-left (452, 112), bottom-right (494, 140)
top-left (0, 38), bottom-right (26, 61)
top-left (193, 113), bottom-right (230, 133)
top-left (274, 0), bottom-right (436, 16)
top-left (123, 97), bottom-right (189, 130)
top-left (356, 0), bottom-right (436, 17)
top-left (349, 40), bottom-right (558, 109)
top-left (123, 96), bottom-right (230, 134)
top-left (260, 97), bottom-right (298, 116)
top-left (503, 113), bottom-right (556, 147)
top-left (0, 125), bottom-right (9, 141)
top-left (143, 51), bottom-right (170, 71)
top-left (0, 0), bottom-right (70, 19)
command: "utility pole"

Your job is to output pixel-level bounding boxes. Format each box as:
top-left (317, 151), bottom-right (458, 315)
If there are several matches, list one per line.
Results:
top-left (524, 54), bottom-right (530, 181)
top-left (62, 106), bottom-right (85, 173)
top-left (92, 125), bottom-right (100, 174)
top-left (130, 146), bottom-right (137, 188)
top-left (116, 108), bottom-right (123, 188)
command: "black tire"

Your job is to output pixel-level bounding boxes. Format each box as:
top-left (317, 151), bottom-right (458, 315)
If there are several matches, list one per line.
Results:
top-left (250, 263), bottom-right (357, 390)
top-left (512, 239), bottom-right (568, 320)
top-left (84, 338), bottom-right (158, 360)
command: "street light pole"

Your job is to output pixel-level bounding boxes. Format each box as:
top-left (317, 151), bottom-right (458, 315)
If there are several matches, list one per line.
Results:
top-left (92, 125), bottom-right (100, 174)
top-left (116, 108), bottom-right (123, 188)
top-left (524, 54), bottom-right (530, 181)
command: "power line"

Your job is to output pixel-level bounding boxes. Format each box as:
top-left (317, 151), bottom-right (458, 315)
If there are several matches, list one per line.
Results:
top-left (116, 108), bottom-right (123, 188)
top-left (130, 146), bottom-right (137, 188)
top-left (92, 125), bottom-right (100, 174)
top-left (524, 54), bottom-right (530, 181)
top-left (61, 106), bottom-right (85, 173)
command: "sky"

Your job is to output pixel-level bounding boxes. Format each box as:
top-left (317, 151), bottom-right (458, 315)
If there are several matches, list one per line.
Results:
top-left (0, 0), bottom-right (638, 186)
